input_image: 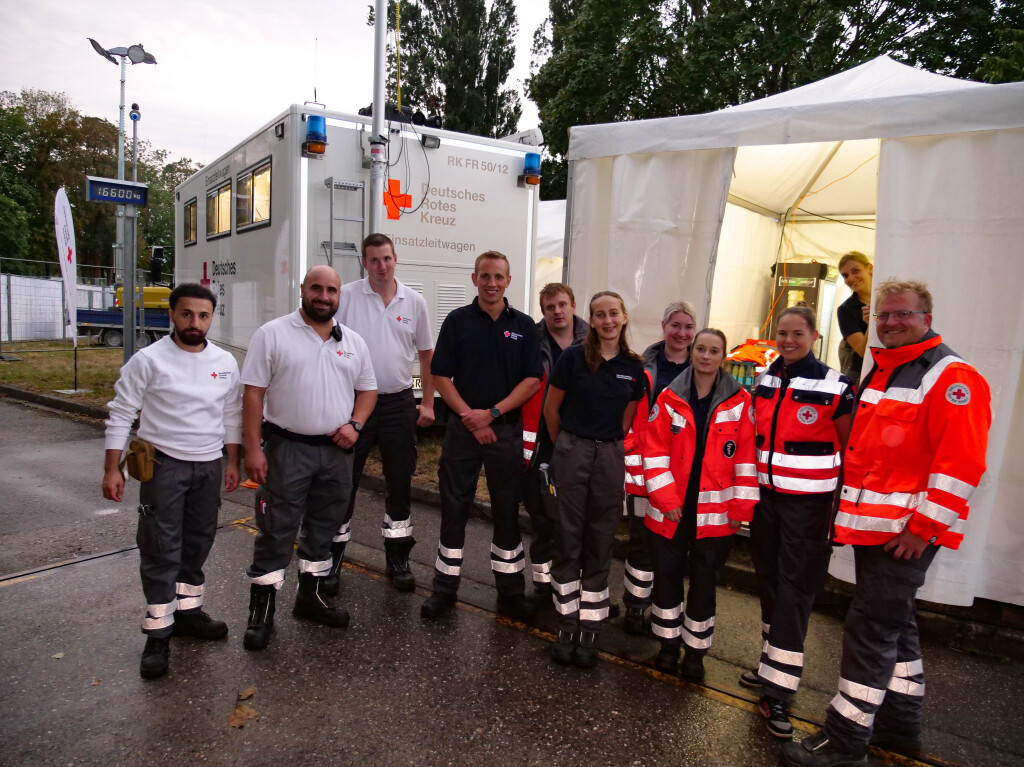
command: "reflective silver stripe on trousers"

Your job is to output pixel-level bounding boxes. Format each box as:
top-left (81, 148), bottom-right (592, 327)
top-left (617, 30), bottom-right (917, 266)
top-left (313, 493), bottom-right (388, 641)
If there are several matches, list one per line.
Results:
top-left (250, 569), bottom-right (286, 587)
top-left (764, 641), bottom-right (805, 667)
top-left (439, 545), bottom-right (463, 559)
top-left (551, 578), bottom-right (581, 596)
top-left (758, 662), bottom-right (800, 691)
top-left (382, 515), bottom-right (413, 538)
top-left (893, 659), bottom-right (924, 677)
top-left (532, 561), bottom-right (551, 574)
top-left (625, 454), bottom-right (642, 467)
top-left (928, 473), bottom-right (975, 500)
top-left (491, 559), bottom-right (526, 573)
top-left (715, 402), bottom-right (744, 423)
top-left (684, 613), bottom-right (715, 633)
top-left (625, 561), bottom-right (653, 581)
top-left (652, 623), bottom-right (682, 639)
top-left (580, 607), bottom-right (610, 622)
top-left (888, 678), bottom-right (925, 696)
top-left (581, 588), bottom-right (609, 603)
top-left (333, 521), bottom-right (352, 543)
top-left (298, 557), bottom-right (332, 575)
top-left (631, 496), bottom-right (649, 516)
top-left (681, 627), bottom-right (713, 650)
top-left (434, 558), bottom-right (461, 576)
top-left (624, 580), bottom-right (652, 598)
top-left (833, 510), bottom-right (913, 534)
top-left (734, 463), bottom-right (757, 477)
top-left (643, 456), bottom-right (671, 470)
top-left (554, 598), bottom-right (580, 615)
top-left (491, 542), bottom-right (524, 559)
top-left (756, 450), bottom-right (840, 470)
top-left (652, 603), bottom-right (682, 620)
top-left (829, 694), bottom-right (875, 728)
top-left (916, 499), bottom-right (960, 526)
top-left (838, 677), bottom-right (886, 705)
top-left (143, 603), bottom-right (177, 631)
top-left (646, 472), bottom-right (674, 493)
top-left (759, 473), bottom-right (837, 492)
top-left (762, 622), bottom-right (771, 636)
top-left (176, 582), bottom-right (204, 596)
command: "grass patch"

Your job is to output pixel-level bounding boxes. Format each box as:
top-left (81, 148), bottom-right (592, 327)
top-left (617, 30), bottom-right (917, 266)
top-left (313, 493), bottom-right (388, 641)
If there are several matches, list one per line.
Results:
top-left (0, 339), bottom-right (121, 410)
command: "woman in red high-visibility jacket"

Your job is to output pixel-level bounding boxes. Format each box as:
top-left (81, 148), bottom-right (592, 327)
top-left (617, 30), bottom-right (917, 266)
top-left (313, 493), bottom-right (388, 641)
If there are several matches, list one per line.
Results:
top-left (743, 306), bottom-right (854, 740)
top-left (643, 328), bottom-right (759, 681)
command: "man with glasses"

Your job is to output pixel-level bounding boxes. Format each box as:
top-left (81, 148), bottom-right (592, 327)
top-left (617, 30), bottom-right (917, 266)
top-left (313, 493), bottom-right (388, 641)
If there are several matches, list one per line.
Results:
top-left (783, 279), bottom-right (991, 767)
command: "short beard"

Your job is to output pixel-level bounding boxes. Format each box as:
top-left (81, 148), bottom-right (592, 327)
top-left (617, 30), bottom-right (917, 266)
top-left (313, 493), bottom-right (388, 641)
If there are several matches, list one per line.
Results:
top-left (177, 328), bottom-right (206, 347)
top-left (302, 297), bottom-right (336, 323)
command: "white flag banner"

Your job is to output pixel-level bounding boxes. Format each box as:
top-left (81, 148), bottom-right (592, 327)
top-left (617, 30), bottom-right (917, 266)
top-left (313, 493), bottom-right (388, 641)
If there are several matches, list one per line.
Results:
top-left (54, 188), bottom-right (78, 347)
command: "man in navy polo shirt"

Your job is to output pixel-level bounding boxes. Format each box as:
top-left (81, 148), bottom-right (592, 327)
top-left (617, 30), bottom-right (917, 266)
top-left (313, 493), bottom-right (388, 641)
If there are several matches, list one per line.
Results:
top-left (421, 251), bottom-right (543, 620)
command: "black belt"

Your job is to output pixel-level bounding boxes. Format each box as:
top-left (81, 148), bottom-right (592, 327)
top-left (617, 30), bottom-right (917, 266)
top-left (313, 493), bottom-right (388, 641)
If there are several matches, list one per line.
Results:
top-left (263, 421), bottom-right (340, 448)
top-left (378, 389), bottom-right (414, 400)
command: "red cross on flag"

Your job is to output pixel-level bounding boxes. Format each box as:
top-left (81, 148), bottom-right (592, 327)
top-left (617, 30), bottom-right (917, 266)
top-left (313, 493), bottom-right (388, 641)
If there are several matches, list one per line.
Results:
top-left (54, 188), bottom-right (78, 347)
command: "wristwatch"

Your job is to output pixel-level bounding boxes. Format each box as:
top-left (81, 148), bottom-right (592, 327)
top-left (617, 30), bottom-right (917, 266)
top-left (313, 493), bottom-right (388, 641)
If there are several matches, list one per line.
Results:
top-left (489, 406), bottom-right (502, 420)
top-left (347, 420), bottom-right (363, 432)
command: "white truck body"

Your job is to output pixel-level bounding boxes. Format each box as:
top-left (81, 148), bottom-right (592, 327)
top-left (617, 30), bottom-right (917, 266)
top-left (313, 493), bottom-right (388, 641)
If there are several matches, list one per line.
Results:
top-left (174, 105), bottom-right (540, 377)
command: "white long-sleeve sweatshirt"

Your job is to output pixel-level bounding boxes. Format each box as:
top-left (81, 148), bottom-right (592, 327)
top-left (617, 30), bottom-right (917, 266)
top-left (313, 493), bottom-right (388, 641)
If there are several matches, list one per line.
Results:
top-left (105, 335), bottom-right (242, 462)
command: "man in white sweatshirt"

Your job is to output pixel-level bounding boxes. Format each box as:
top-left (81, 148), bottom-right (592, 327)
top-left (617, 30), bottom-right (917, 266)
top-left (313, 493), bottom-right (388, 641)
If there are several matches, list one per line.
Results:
top-left (103, 283), bottom-right (242, 679)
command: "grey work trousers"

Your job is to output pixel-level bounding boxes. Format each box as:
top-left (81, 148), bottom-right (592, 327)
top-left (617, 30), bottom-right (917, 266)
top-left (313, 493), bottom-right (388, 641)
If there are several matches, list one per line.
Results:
top-left (246, 432), bottom-right (353, 587)
top-left (138, 453), bottom-right (222, 637)
top-left (550, 432), bottom-right (625, 634)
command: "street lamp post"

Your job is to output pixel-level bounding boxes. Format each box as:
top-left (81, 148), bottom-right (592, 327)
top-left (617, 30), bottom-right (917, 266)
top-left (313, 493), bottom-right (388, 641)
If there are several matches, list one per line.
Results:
top-left (88, 39), bottom-right (156, 362)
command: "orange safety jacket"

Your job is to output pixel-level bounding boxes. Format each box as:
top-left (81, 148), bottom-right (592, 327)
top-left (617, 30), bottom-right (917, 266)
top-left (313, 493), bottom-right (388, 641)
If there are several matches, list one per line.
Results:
top-left (834, 332), bottom-right (991, 549)
top-left (643, 368), bottom-right (759, 540)
top-left (753, 353), bottom-right (853, 494)
top-left (522, 317), bottom-right (589, 466)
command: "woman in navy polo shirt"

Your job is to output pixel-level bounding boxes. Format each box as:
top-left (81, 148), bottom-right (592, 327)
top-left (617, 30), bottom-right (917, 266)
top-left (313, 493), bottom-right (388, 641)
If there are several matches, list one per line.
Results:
top-left (543, 291), bottom-right (645, 667)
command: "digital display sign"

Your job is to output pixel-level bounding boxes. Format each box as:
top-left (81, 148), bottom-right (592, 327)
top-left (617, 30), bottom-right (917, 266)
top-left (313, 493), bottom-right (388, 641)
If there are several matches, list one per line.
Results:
top-left (85, 176), bottom-right (149, 207)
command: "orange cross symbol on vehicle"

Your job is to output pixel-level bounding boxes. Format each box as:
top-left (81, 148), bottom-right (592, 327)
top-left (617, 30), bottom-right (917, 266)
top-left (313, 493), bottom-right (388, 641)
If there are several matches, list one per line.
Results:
top-left (384, 179), bottom-right (411, 220)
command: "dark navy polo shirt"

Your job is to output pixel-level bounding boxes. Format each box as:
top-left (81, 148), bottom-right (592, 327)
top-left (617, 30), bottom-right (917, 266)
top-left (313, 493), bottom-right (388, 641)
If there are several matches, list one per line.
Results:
top-left (430, 297), bottom-right (542, 410)
top-left (549, 344), bottom-right (645, 440)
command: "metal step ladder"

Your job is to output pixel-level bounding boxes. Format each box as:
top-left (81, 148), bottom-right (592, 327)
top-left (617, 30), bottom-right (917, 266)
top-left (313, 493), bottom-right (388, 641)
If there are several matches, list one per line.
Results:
top-left (322, 177), bottom-right (365, 271)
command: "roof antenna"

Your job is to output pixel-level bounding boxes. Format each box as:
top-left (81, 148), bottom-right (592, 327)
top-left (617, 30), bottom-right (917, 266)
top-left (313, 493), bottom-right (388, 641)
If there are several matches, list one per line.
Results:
top-left (304, 37), bottom-right (325, 108)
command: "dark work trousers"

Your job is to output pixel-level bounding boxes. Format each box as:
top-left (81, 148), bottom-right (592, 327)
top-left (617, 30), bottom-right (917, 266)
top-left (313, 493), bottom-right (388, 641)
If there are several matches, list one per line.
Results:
top-left (137, 453), bottom-right (222, 637)
top-left (337, 389), bottom-right (418, 543)
top-left (522, 461), bottom-right (558, 588)
top-left (824, 543), bottom-right (938, 755)
top-left (432, 419), bottom-right (527, 598)
top-left (622, 495), bottom-right (655, 610)
top-left (650, 511), bottom-right (733, 653)
top-left (549, 432), bottom-right (625, 634)
top-left (750, 488), bottom-right (832, 703)
top-left (247, 432), bottom-right (353, 588)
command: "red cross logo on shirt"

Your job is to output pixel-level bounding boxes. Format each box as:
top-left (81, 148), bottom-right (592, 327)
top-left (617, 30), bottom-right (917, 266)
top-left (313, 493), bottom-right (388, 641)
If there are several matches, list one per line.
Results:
top-left (337, 350), bottom-right (343, 356)
top-left (211, 372), bottom-right (217, 378)
top-left (396, 316), bottom-right (402, 322)
top-left (384, 179), bottom-right (411, 220)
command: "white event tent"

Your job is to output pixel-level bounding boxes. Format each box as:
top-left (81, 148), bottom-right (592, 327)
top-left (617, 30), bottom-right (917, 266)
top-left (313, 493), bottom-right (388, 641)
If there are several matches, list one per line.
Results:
top-left (563, 55), bottom-right (1024, 606)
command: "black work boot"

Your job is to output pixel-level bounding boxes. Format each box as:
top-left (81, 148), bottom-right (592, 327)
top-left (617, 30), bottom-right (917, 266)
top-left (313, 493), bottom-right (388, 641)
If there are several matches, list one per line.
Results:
top-left (140, 635), bottom-right (170, 679)
top-left (574, 629), bottom-right (599, 668)
top-left (781, 730), bottom-right (867, 767)
top-left (654, 642), bottom-right (681, 673)
top-left (550, 630), bottom-right (576, 664)
top-left (243, 583), bottom-right (277, 650)
top-left (384, 537), bottom-right (416, 592)
top-left (679, 649), bottom-right (706, 681)
top-left (623, 606), bottom-right (647, 635)
top-left (421, 592), bottom-right (456, 619)
top-left (172, 610), bottom-right (228, 640)
top-left (322, 541), bottom-right (347, 597)
top-left (293, 572), bottom-right (350, 627)
top-left (496, 593), bottom-right (538, 621)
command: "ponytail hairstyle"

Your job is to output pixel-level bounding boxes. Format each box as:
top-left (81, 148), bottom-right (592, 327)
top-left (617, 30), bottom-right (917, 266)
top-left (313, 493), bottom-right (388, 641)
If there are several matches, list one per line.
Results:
top-left (584, 291), bottom-right (641, 372)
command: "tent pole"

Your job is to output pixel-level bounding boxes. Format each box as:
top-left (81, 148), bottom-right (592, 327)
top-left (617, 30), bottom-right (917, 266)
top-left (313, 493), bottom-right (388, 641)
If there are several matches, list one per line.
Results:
top-left (561, 159), bottom-right (576, 284)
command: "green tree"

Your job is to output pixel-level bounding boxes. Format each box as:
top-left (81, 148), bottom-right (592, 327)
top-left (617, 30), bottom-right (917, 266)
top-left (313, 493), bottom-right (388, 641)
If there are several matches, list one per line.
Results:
top-left (369, 0), bottom-right (522, 138)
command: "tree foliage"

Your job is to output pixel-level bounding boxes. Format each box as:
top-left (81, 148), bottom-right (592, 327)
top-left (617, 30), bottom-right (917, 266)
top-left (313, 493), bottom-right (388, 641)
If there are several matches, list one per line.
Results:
top-left (368, 0), bottom-right (522, 138)
top-left (0, 89), bottom-right (200, 280)
top-left (528, 0), bottom-right (1024, 199)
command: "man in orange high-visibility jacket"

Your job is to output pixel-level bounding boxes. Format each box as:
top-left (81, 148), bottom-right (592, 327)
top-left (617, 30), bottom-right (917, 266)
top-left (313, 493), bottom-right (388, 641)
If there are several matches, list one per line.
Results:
top-left (783, 280), bottom-right (991, 767)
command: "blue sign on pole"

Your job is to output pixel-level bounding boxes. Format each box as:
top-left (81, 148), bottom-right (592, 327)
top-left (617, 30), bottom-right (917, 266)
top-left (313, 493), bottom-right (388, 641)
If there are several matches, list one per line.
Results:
top-left (84, 175), bottom-right (149, 207)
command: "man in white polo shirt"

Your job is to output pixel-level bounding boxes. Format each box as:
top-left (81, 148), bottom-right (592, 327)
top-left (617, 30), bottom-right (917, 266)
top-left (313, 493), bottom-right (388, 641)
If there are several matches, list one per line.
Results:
top-left (240, 265), bottom-right (377, 650)
top-left (327, 233), bottom-right (434, 593)
top-left (103, 282), bottom-right (242, 679)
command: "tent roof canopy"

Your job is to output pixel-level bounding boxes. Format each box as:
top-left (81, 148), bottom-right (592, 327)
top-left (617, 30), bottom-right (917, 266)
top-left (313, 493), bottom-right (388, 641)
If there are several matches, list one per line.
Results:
top-left (567, 56), bottom-right (1024, 162)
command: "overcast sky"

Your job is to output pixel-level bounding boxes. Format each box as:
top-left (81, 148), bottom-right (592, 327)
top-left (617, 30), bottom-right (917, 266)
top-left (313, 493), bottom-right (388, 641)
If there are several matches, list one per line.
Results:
top-left (0, 0), bottom-right (550, 166)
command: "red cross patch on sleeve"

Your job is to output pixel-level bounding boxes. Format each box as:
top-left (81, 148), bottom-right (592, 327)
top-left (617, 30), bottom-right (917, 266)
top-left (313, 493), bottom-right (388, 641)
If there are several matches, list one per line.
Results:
top-left (945, 383), bottom-right (971, 405)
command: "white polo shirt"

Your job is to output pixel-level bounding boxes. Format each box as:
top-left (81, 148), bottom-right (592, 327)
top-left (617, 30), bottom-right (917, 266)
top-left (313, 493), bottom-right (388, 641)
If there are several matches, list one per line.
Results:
top-left (240, 310), bottom-right (377, 436)
top-left (336, 277), bottom-right (433, 394)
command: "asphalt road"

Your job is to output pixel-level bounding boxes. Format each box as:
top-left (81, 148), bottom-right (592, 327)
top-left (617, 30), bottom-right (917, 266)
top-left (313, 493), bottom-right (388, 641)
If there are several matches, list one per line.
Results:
top-left (1, 397), bottom-right (1021, 766)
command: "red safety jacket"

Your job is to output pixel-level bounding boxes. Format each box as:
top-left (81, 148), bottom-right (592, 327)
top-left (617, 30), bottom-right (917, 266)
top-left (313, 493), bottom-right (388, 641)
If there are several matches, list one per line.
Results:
top-left (624, 342), bottom-right (672, 496)
top-left (753, 353), bottom-right (853, 494)
top-left (522, 317), bottom-right (589, 465)
top-left (834, 332), bottom-right (991, 549)
top-left (644, 368), bottom-right (759, 539)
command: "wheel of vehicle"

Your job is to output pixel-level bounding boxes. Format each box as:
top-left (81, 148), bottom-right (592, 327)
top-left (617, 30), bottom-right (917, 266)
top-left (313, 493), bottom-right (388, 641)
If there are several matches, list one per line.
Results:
top-left (136, 332), bottom-right (152, 349)
top-left (103, 329), bottom-right (124, 348)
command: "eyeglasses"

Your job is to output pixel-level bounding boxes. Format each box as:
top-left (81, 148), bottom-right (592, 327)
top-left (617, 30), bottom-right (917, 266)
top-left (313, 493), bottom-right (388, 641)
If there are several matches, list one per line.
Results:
top-left (873, 310), bottom-right (927, 322)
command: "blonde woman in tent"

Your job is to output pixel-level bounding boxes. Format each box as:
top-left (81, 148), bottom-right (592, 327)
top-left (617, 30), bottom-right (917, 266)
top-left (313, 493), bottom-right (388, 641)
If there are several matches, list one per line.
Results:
top-left (740, 306), bottom-right (854, 739)
top-left (620, 301), bottom-right (698, 635)
top-left (836, 251), bottom-right (874, 384)
top-left (642, 328), bottom-right (758, 680)
top-left (543, 291), bottom-right (645, 667)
